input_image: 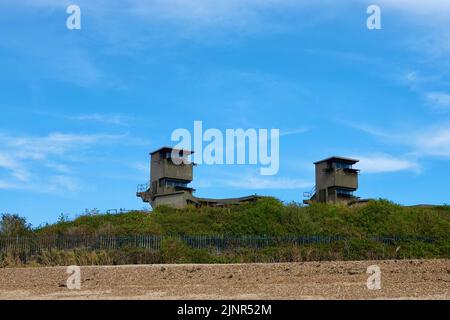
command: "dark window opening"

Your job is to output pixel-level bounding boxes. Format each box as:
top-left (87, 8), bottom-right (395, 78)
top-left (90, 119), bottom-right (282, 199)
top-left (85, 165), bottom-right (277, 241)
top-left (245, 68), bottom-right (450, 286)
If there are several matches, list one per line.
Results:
top-left (334, 162), bottom-right (353, 169)
top-left (336, 188), bottom-right (353, 197)
top-left (165, 179), bottom-right (188, 188)
top-left (162, 150), bottom-right (189, 163)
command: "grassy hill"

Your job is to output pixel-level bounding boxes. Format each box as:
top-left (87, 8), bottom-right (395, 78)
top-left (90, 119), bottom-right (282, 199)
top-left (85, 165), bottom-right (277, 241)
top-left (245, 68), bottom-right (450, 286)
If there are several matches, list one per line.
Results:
top-left (1, 198), bottom-right (448, 266)
top-left (35, 198), bottom-right (450, 238)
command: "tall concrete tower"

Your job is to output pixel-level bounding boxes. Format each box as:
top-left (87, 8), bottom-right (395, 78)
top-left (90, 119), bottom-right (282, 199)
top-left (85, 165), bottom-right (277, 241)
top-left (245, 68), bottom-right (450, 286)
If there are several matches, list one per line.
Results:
top-left (137, 147), bottom-right (197, 208)
top-left (137, 146), bottom-right (259, 209)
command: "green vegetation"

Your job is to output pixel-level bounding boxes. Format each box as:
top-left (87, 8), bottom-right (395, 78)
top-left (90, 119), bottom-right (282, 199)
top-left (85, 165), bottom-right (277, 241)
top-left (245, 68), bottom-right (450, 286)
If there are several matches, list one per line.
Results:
top-left (33, 198), bottom-right (450, 238)
top-left (1, 198), bottom-right (449, 266)
top-left (0, 213), bottom-right (33, 237)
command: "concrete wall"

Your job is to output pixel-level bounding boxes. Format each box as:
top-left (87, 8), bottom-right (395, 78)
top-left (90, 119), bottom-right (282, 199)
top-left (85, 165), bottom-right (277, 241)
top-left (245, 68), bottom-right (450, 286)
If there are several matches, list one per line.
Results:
top-left (332, 169), bottom-right (358, 189)
top-left (161, 161), bottom-right (193, 181)
top-left (153, 193), bottom-right (189, 209)
top-left (315, 161), bottom-right (329, 194)
top-left (150, 151), bottom-right (194, 196)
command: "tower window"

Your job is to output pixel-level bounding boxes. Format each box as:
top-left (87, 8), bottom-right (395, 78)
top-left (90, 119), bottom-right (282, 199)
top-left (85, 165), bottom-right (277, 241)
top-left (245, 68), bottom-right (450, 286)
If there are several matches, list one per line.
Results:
top-left (165, 179), bottom-right (188, 188)
top-left (336, 188), bottom-right (353, 196)
top-left (335, 162), bottom-right (352, 169)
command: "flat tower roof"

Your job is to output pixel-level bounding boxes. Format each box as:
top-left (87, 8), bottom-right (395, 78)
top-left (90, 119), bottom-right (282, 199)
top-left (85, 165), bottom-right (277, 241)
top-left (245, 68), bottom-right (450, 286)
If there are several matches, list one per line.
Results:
top-left (150, 146), bottom-right (194, 155)
top-left (314, 156), bottom-right (359, 165)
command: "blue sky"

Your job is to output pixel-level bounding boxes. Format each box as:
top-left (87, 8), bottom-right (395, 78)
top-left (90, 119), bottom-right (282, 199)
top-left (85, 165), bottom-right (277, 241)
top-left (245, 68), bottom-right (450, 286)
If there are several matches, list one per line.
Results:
top-left (1, 0), bottom-right (450, 226)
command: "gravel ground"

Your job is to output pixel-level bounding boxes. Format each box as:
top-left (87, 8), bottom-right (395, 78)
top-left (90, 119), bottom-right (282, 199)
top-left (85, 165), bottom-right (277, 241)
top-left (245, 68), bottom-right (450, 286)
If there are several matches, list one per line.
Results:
top-left (0, 259), bottom-right (448, 300)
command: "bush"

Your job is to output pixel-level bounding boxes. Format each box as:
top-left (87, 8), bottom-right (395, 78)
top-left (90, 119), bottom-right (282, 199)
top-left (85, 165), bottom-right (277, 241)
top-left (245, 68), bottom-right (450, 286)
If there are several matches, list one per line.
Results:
top-left (0, 213), bottom-right (32, 237)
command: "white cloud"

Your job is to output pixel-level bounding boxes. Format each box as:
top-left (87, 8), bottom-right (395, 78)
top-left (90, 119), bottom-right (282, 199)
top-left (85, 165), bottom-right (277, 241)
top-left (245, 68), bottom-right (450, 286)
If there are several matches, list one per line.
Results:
top-left (0, 154), bottom-right (29, 181)
top-left (402, 71), bottom-right (439, 87)
top-left (128, 0), bottom-right (302, 27)
top-left (225, 175), bottom-right (312, 190)
top-left (130, 162), bottom-right (148, 174)
top-left (7, 0), bottom-right (450, 29)
top-left (356, 154), bottom-right (420, 174)
top-left (376, 0), bottom-right (450, 17)
top-left (69, 113), bottom-right (131, 126)
top-left (406, 72), bottom-right (417, 82)
top-left (0, 132), bottom-right (122, 161)
top-left (415, 127), bottom-right (450, 157)
top-left (5, 0), bottom-right (450, 90)
top-left (0, 180), bottom-right (19, 190)
top-left (35, 111), bottom-right (132, 126)
top-left (347, 123), bottom-right (392, 140)
top-left (0, 132), bottom-right (124, 193)
top-left (353, 123), bottom-right (450, 160)
top-left (426, 92), bottom-right (450, 110)
top-left (46, 176), bottom-right (80, 193)
top-left (13, 0), bottom-right (71, 8)
top-left (53, 50), bottom-right (103, 88)
top-left (280, 127), bottom-right (310, 137)
top-left (3, 0), bottom-right (341, 34)
top-left (127, 0), bottom-right (450, 29)
top-left (15, 0), bottom-right (450, 24)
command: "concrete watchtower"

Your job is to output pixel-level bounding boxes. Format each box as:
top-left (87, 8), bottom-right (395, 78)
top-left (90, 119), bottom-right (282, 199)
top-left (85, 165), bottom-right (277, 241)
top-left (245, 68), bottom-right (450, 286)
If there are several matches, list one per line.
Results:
top-left (304, 156), bottom-right (360, 205)
top-left (137, 146), bottom-right (259, 209)
top-left (137, 147), bottom-right (196, 208)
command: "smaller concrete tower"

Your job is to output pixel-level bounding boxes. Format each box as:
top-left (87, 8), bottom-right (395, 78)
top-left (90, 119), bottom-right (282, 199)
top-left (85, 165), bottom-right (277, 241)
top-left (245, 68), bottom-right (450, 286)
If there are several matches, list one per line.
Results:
top-left (304, 156), bottom-right (359, 205)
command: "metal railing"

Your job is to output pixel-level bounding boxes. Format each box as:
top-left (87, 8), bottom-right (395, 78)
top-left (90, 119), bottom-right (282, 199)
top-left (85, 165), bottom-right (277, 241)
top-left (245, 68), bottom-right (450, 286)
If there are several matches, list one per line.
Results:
top-left (303, 186), bottom-right (316, 199)
top-left (0, 235), bottom-right (440, 255)
top-left (137, 181), bottom-right (151, 193)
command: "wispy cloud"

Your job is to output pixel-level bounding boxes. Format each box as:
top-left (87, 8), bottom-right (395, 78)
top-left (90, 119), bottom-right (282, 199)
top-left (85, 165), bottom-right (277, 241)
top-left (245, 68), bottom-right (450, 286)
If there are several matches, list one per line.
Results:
top-left (224, 175), bottom-right (312, 190)
top-left (34, 111), bottom-right (133, 126)
top-left (355, 154), bottom-right (420, 174)
top-left (376, 0), bottom-right (450, 18)
top-left (0, 132), bottom-right (123, 160)
top-left (0, 154), bottom-right (29, 181)
top-left (347, 123), bottom-right (392, 140)
top-left (376, 1), bottom-right (450, 97)
top-left (280, 127), bottom-right (310, 137)
top-left (426, 92), bottom-right (450, 110)
top-left (414, 126), bottom-right (450, 157)
top-left (352, 122), bottom-right (450, 159)
top-left (0, 180), bottom-right (17, 190)
top-left (401, 71), bottom-right (440, 88)
top-left (130, 162), bottom-right (148, 174)
top-left (68, 113), bottom-right (131, 126)
top-left (0, 132), bottom-right (124, 193)
top-left (127, 0), bottom-right (315, 29)
top-left (2, 0), bottom-right (345, 38)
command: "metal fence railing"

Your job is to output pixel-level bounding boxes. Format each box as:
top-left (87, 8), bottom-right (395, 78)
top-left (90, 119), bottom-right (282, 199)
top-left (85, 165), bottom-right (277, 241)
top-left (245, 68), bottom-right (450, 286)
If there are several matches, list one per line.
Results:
top-left (0, 235), bottom-right (441, 255)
